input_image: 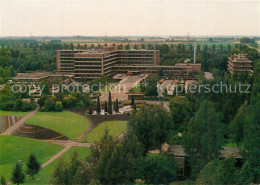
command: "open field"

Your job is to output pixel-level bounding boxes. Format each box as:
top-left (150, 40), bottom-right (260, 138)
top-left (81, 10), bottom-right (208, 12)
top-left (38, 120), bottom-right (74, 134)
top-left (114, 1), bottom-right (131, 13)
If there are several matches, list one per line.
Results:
top-left (25, 146), bottom-right (90, 185)
top-left (83, 121), bottom-right (128, 142)
top-left (0, 135), bottom-right (63, 180)
top-left (26, 111), bottom-right (89, 140)
top-left (0, 111), bottom-right (30, 117)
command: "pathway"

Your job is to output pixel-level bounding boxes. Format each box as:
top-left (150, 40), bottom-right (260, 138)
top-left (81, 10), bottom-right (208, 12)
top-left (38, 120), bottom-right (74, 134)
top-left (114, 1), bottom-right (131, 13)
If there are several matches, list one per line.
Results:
top-left (1, 107), bottom-right (39, 135)
top-left (41, 146), bottom-right (71, 168)
top-left (44, 139), bottom-right (92, 147)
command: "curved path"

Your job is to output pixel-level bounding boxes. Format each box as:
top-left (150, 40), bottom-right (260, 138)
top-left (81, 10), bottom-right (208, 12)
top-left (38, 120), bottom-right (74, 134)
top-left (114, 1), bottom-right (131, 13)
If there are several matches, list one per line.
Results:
top-left (1, 107), bottom-right (39, 135)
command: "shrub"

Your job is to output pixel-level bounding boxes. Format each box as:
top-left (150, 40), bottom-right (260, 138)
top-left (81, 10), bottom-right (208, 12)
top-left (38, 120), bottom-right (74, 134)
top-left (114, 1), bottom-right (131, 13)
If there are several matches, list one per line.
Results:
top-left (55, 101), bottom-right (63, 112)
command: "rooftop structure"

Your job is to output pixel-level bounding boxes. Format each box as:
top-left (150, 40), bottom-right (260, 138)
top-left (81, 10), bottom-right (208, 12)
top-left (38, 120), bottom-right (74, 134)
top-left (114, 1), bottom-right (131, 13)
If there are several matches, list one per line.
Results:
top-left (56, 47), bottom-right (201, 79)
top-left (227, 54), bottom-right (253, 75)
top-left (13, 72), bottom-right (72, 82)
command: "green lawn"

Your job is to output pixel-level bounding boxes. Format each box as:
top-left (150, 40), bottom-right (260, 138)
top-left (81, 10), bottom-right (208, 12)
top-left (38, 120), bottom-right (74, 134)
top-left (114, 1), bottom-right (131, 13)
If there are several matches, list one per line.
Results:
top-left (0, 135), bottom-right (63, 181)
top-left (25, 146), bottom-right (90, 185)
top-left (129, 83), bottom-right (142, 93)
top-left (83, 121), bottom-right (128, 142)
top-left (26, 111), bottom-right (89, 139)
top-left (0, 111), bottom-right (30, 117)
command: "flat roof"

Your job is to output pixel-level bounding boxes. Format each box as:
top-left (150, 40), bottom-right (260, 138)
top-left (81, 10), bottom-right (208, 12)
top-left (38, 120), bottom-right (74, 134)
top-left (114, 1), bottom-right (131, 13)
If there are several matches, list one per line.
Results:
top-left (168, 145), bottom-right (242, 159)
top-left (13, 72), bottom-right (52, 80)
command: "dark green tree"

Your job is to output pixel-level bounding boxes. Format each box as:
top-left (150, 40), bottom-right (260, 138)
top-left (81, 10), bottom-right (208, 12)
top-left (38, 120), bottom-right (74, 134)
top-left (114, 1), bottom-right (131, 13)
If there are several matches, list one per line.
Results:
top-left (115, 99), bottom-right (119, 112)
top-left (236, 161), bottom-right (254, 185)
top-left (129, 104), bottom-right (173, 153)
top-left (143, 153), bottom-right (177, 184)
top-left (183, 100), bottom-right (224, 178)
top-left (229, 101), bottom-right (248, 147)
top-left (113, 101), bottom-right (116, 112)
top-left (131, 95), bottom-right (135, 107)
top-left (158, 68), bottom-right (164, 77)
top-left (26, 154), bottom-right (41, 179)
top-left (11, 162), bottom-right (25, 185)
top-left (108, 91), bottom-right (112, 114)
top-left (169, 96), bottom-right (193, 131)
top-left (88, 129), bottom-right (144, 184)
top-left (104, 101), bottom-right (108, 113)
top-left (89, 105), bottom-right (93, 115)
top-left (19, 64), bottom-right (25, 73)
top-left (0, 176), bottom-right (6, 185)
top-left (197, 158), bottom-right (237, 185)
top-left (96, 97), bottom-right (101, 114)
top-left (242, 94), bottom-right (260, 182)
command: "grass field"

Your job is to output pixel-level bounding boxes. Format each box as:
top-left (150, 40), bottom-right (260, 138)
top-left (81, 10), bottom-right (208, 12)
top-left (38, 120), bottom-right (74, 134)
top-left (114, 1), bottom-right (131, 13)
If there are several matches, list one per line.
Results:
top-left (25, 146), bottom-right (90, 185)
top-left (0, 111), bottom-right (30, 117)
top-left (83, 121), bottom-right (128, 142)
top-left (0, 135), bottom-right (63, 181)
top-left (26, 111), bottom-right (89, 139)
top-left (129, 83), bottom-right (142, 93)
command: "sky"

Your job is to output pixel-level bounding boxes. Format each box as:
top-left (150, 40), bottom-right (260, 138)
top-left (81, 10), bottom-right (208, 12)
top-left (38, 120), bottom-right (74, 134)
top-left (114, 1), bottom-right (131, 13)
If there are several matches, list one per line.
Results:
top-left (0, 0), bottom-right (259, 37)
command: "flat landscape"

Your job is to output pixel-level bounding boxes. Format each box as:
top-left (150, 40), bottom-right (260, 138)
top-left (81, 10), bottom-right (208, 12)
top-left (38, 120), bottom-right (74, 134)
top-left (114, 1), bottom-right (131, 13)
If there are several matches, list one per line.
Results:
top-left (26, 111), bottom-right (90, 140)
top-left (0, 135), bottom-right (63, 180)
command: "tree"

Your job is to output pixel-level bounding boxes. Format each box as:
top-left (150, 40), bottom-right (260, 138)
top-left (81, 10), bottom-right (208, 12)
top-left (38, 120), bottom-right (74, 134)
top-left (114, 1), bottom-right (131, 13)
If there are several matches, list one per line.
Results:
top-left (129, 104), bottom-right (173, 153)
top-left (125, 44), bottom-right (130, 50)
top-left (115, 99), bottom-right (119, 112)
top-left (236, 161), bottom-right (254, 185)
top-left (96, 97), bottom-right (101, 114)
top-left (108, 91), bottom-right (112, 114)
top-left (27, 154), bottom-right (41, 179)
top-left (197, 158), bottom-right (237, 185)
top-left (104, 101), bottom-right (108, 113)
top-left (183, 100), bottom-right (224, 177)
top-left (143, 153), bottom-right (177, 184)
top-left (229, 101), bottom-right (248, 147)
top-left (50, 159), bottom-right (69, 185)
top-left (50, 151), bottom-right (87, 185)
top-left (11, 162), bottom-right (25, 185)
top-left (113, 101), bottom-right (116, 112)
top-left (89, 105), bottom-right (93, 115)
top-left (141, 77), bottom-right (158, 97)
top-left (158, 68), bottom-right (164, 77)
top-left (0, 176), bottom-right (6, 185)
top-left (131, 95), bottom-right (135, 107)
top-left (169, 96), bottom-right (193, 131)
top-left (88, 129), bottom-right (144, 184)
top-left (19, 64), bottom-right (25, 73)
top-left (242, 94), bottom-right (260, 182)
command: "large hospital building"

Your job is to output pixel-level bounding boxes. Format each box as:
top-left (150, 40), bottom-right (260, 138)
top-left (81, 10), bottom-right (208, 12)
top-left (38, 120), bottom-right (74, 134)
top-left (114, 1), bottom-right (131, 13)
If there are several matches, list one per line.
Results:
top-left (56, 47), bottom-right (201, 79)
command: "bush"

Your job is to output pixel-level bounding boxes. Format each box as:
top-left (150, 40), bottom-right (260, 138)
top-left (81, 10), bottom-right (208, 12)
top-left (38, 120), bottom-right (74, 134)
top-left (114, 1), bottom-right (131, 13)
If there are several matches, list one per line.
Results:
top-left (55, 101), bottom-right (63, 112)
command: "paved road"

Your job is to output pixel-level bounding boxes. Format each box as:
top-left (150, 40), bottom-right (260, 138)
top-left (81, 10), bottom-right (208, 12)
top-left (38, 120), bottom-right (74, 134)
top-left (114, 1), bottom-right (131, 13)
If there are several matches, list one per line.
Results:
top-left (1, 107), bottom-right (39, 135)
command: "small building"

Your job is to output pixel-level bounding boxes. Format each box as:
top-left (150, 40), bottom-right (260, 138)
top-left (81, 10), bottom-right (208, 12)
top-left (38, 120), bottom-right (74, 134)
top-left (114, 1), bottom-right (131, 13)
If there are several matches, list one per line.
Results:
top-left (227, 54), bottom-right (253, 75)
top-left (168, 145), bottom-right (243, 177)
